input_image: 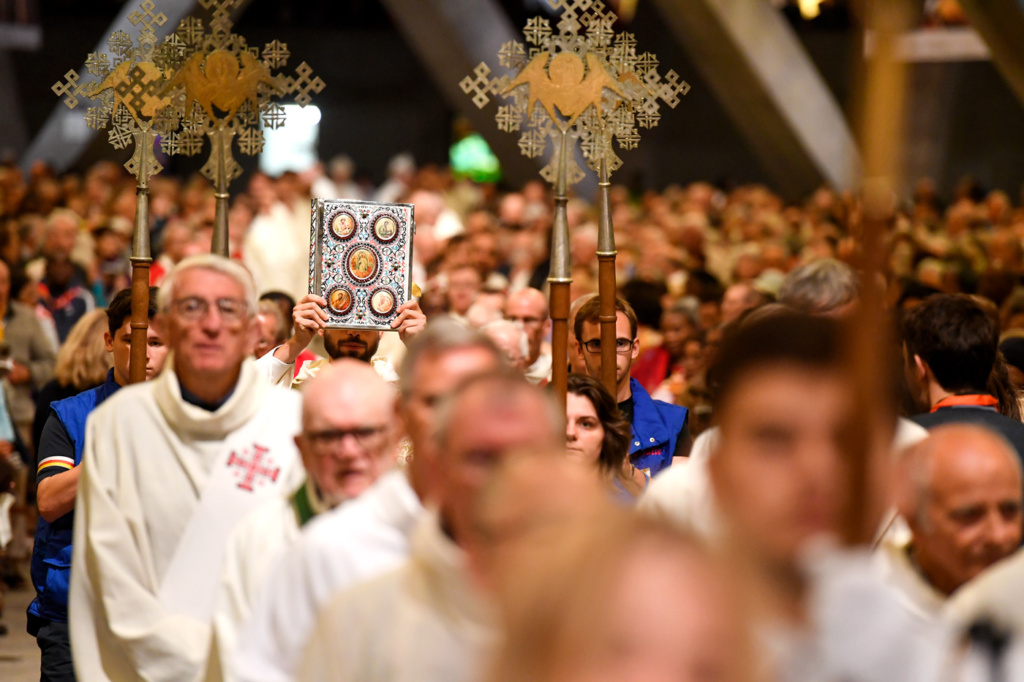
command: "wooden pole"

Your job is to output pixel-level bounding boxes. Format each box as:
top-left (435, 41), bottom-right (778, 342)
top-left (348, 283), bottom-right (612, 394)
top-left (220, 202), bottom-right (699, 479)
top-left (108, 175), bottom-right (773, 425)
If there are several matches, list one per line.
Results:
top-left (841, 0), bottom-right (912, 546)
top-left (211, 125), bottom-right (232, 257)
top-left (549, 128), bottom-right (572, 411)
top-left (596, 152), bottom-right (617, 397)
top-left (128, 131), bottom-right (154, 384)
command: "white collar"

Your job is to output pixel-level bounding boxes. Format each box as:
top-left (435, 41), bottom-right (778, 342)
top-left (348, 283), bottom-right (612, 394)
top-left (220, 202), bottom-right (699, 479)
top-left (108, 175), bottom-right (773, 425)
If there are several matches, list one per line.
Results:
top-left (154, 354), bottom-right (268, 440)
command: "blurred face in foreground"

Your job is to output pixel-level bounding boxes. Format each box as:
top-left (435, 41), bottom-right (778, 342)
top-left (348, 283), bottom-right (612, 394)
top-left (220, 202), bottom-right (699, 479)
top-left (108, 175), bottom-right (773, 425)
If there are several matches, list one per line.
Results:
top-left (549, 538), bottom-right (751, 682)
top-left (400, 346), bottom-right (500, 458)
top-left (437, 381), bottom-right (559, 546)
top-left (711, 363), bottom-right (851, 571)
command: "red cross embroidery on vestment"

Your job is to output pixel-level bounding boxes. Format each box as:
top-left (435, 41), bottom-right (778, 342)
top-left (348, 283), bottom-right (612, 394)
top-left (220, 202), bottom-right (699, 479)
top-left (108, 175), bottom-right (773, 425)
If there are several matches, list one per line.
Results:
top-left (227, 445), bottom-right (279, 492)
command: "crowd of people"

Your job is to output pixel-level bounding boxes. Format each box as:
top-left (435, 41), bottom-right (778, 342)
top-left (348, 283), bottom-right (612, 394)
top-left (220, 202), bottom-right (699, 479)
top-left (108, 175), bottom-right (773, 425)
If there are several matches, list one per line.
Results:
top-left (2, 152), bottom-right (1024, 681)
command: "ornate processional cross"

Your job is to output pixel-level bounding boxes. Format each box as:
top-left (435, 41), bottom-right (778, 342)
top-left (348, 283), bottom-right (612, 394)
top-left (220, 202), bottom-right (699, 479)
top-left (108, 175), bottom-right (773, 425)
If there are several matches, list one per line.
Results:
top-left (52, 0), bottom-right (181, 384)
top-left (156, 0), bottom-right (325, 255)
top-left (460, 0), bottom-right (690, 402)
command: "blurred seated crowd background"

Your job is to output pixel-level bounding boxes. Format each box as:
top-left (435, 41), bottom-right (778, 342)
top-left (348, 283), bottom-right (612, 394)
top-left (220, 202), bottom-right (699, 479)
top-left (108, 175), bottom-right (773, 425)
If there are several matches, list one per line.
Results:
top-left (5, 155), bottom-right (1024, 441)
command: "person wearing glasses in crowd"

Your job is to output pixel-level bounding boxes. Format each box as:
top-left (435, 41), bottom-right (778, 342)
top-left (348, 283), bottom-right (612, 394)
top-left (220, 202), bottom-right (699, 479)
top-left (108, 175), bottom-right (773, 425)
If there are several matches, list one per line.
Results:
top-left (504, 288), bottom-right (552, 386)
top-left (205, 359), bottom-right (401, 680)
top-left (68, 255), bottom-right (305, 682)
top-left (573, 296), bottom-right (690, 477)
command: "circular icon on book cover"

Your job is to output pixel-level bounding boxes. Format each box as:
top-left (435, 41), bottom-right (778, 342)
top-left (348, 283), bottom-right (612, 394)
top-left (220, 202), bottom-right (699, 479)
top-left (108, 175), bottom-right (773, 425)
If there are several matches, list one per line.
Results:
top-left (327, 287), bottom-right (352, 314)
top-left (370, 289), bottom-right (395, 315)
top-left (347, 247), bottom-right (378, 282)
top-left (373, 214), bottom-right (399, 242)
top-left (330, 211), bottom-right (357, 240)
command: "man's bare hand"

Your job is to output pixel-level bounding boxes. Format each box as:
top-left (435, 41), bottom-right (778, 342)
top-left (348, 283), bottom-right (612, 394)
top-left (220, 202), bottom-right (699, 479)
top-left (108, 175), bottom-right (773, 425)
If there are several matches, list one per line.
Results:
top-left (273, 295), bottom-right (328, 365)
top-left (391, 300), bottom-right (426, 343)
top-left (292, 294), bottom-right (329, 343)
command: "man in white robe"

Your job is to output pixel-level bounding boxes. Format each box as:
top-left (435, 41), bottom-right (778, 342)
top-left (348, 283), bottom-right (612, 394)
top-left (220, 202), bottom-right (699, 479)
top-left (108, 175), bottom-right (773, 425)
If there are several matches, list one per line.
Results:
top-left (881, 424), bottom-right (1023, 624)
top-left (205, 360), bottom-right (401, 681)
top-left (299, 373), bottom-right (564, 682)
top-left (639, 418), bottom-right (928, 541)
top-left (69, 255), bottom-right (305, 682)
top-left (232, 320), bottom-right (502, 682)
top-left (705, 312), bottom-right (947, 682)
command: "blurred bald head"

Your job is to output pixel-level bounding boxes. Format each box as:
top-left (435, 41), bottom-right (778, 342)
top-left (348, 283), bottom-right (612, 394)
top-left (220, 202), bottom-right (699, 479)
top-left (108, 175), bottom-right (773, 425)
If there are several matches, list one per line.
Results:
top-left (505, 287), bottom-right (550, 365)
top-left (297, 359), bottom-right (398, 505)
top-left (433, 373), bottom-right (564, 546)
top-left (302, 359), bottom-right (392, 428)
top-left (900, 424), bottom-right (1023, 595)
top-left (472, 452), bottom-right (611, 598)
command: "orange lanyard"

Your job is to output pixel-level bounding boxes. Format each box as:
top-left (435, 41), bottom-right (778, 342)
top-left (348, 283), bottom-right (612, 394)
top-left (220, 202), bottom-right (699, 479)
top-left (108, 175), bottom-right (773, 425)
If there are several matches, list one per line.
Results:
top-left (930, 394), bottom-right (999, 413)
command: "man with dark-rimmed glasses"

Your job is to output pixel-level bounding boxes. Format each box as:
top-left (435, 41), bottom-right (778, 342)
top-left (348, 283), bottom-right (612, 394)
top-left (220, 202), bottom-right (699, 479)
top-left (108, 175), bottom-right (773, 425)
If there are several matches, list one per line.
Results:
top-left (573, 295), bottom-right (690, 477)
top-left (206, 358), bottom-right (400, 679)
top-left (69, 254), bottom-right (306, 681)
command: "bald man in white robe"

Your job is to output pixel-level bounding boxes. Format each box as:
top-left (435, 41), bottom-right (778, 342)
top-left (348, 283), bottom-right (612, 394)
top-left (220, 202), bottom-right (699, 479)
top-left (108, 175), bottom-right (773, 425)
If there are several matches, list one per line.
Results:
top-left (206, 360), bottom-right (401, 681)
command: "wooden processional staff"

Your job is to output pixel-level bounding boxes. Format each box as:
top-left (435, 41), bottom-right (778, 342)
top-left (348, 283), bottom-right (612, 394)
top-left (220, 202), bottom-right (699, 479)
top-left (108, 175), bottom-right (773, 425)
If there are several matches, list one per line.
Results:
top-left (53, 0), bottom-right (180, 384)
top-left (52, 0), bottom-right (324, 384)
top-left (462, 0), bottom-right (689, 406)
top-left (841, 0), bottom-right (914, 546)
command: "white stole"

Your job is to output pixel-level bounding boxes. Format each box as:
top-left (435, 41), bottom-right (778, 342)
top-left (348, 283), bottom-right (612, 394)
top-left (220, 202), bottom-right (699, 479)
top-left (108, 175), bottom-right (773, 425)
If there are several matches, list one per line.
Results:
top-left (152, 356), bottom-right (302, 622)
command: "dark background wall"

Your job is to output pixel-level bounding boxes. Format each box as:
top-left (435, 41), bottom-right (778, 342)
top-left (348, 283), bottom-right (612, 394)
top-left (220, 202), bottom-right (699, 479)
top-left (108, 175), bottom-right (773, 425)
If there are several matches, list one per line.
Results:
top-left (9, 0), bottom-right (1024, 201)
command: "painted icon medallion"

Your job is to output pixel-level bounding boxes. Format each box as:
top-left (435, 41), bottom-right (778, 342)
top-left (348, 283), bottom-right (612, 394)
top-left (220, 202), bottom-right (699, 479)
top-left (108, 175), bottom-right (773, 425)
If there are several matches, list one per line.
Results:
top-left (348, 247), bottom-right (378, 282)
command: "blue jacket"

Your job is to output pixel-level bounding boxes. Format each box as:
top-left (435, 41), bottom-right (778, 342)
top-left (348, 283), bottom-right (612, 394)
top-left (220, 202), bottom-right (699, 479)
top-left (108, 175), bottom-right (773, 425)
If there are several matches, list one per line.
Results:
top-left (627, 378), bottom-right (688, 477)
top-left (29, 370), bottom-right (120, 623)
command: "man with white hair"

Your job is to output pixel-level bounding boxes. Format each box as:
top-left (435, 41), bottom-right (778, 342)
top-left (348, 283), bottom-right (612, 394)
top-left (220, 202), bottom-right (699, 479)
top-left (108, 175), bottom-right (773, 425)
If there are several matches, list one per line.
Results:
top-left (882, 423), bottom-right (1023, 622)
top-left (69, 255), bottom-right (305, 682)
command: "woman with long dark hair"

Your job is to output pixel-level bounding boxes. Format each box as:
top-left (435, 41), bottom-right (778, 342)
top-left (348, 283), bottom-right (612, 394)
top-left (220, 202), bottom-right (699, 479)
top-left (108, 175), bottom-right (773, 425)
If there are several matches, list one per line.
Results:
top-left (566, 374), bottom-right (647, 501)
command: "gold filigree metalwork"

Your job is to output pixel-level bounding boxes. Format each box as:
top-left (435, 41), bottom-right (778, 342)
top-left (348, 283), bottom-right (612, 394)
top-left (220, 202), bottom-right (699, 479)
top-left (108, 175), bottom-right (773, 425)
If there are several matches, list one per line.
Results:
top-left (51, 0), bottom-right (175, 187)
top-left (461, 0), bottom-right (691, 405)
top-left (157, 0), bottom-right (325, 253)
top-left (461, 0), bottom-right (689, 180)
top-left (50, 0), bottom-right (182, 383)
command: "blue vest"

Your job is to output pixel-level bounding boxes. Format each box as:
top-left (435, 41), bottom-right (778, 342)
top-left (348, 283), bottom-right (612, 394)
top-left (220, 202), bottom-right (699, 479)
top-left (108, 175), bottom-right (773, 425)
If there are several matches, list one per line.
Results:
top-left (627, 378), bottom-right (689, 477)
top-left (28, 370), bottom-right (120, 623)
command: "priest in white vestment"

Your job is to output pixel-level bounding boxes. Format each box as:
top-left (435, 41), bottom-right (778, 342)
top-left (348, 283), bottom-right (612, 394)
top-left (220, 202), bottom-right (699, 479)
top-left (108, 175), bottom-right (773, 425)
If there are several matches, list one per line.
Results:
top-left (881, 424), bottom-right (1023, 625)
top-left (205, 360), bottom-right (401, 681)
top-left (233, 320), bottom-right (503, 682)
top-left (299, 373), bottom-right (564, 682)
top-left (69, 255), bottom-right (305, 682)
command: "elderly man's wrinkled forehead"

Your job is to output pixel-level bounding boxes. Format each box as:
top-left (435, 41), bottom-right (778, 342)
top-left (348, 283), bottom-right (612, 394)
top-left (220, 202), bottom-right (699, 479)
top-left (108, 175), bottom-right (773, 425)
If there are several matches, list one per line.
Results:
top-left (905, 423), bottom-right (1023, 496)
